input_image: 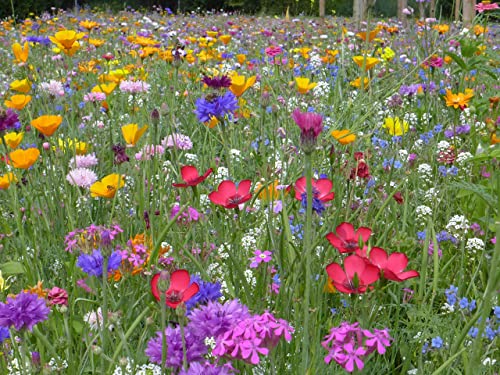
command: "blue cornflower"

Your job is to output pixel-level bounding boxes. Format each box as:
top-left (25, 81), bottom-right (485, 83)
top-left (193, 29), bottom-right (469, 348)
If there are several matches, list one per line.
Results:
top-left (77, 249), bottom-right (122, 277)
top-left (300, 191), bottom-right (326, 215)
top-left (417, 231), bottom-right (427, 240)
top-left (185, 275), bottom-right (222, 311)
top-left (494, 306), bottom-right (500, 320)
top-left (468, 327), bottom-right (479, 338)
top-left (459, 297), bottom-right (469, 309)
top-left (438, 166), bottom-right (448, 177)
top-left (434, 124), bottom-right (443, 133)
top-left (0, 327), bottom-right (9, 343)
top-left (448, 166), bottom-right (458, 176)
top-left (392, 136), bottom-right (402, 143)
top-left (194, 92), bottom-right (238, 123)
top-left (431, 336), bottom-right (443, 349)
top-left (445, 285), bottom-right (458, 305)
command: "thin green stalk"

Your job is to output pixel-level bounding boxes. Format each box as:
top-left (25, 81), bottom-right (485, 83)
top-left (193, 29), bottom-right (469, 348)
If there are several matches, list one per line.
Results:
top-left (161, 292), bottom-right (167, 374)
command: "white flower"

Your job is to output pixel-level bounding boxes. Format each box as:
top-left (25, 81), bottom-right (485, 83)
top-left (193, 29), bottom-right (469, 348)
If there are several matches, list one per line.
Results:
top-left (437, 140), bottom-right (450, 152)
top-left (465, 238), bottom-right (484, 253)
top-left (446, 215), bottom-right (470, 241)
top-left (417, 163), bottom-right (433, 181)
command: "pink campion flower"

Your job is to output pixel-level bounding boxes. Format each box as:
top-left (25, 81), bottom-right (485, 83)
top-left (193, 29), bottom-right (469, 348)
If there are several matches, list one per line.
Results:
top-left (475, 1), bottom-right (499, 12)
top-left (368, 247), bottom-right (419, 282)
top-left (209, 180), bottom-right (252, 209)
top-left (291, 108), bottom-right (323, 153)
top-left (339, 343), bottom-right (367, 372)
top-left (326, 255), bottom-right (380, 294)
top-left (326, 222), bottom-right (372, 254)
top-left (249, 250), bottom-right (272, 268)
top-left (363, 328), bottom-right (392, 355)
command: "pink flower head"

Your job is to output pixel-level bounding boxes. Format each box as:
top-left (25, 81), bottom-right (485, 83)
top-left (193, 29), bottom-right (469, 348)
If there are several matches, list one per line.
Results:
top-left (172, 165), bottom-right (213, 188)
top-left (475, 1), bottom-right (499, 12)
top-left (291, 108), bottom-right (323, 153)
top-left (249, 250), bottom-right (272, 268)
top-left (265, 45), bottom-right (282, 57)
top-left (47, 287), bottom-right (68, 306)
top-left (209, 179), bottom-right (252, 209)
top-left (326, 255), bottom-right (380, 294)
top-left (326, 222), bottom-right (372, 254)
top-left (368, 247), bottom-right (419, 282)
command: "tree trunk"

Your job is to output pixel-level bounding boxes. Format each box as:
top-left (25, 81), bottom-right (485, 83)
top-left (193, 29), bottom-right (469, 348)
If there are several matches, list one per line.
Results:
top-left (418, 2), bottom-right (425, 19)
top-left (455, 0), bottom-right (462, 21)
top-left (319, 0), bottom-right (325, 17)
top-left (397, 0), bottom-right (408, 27)
top-left (463, 0), bottom-right (476, 25)
top-left (353, 0), bottom-right (363, 27)
top-left (430, 0), bottom-right (436, 18)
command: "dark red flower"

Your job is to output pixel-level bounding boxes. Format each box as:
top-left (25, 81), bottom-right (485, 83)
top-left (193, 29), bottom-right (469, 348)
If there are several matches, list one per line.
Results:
top-left (326, 255), bottom-right (380, 294)
top-left (368, 247), bottom-right (419, 282)
top-left (393, 191), bottom-right (404, 204)
top-left (208, 179), bottom-right (252, 209)
top-left (326, 222), bottom-right (372, 254)
top-left (151, 270), bottom-right (199, 308)
top-left (172, 165), bottom-right (213, 188)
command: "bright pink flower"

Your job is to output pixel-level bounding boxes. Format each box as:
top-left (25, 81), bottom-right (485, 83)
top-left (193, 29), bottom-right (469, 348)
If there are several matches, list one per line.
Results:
top-left (172, 165), bottom-right (213, 188)
top-left (368, 247), bottom-right (419, 282)
top-left (475, 1), bottom-right (499, 12)
top-left (208, 179), bottom-right (252, 209)
top-left (326, 222), bottom-right (372, 254)
top-left (291, 108), bottom-right (323, 152)
top-left (326, 255), bottom-right (380, 294)
top-left (151, 270), bottom-right (199, 308)
top-left (265, 45), bottom-right (282, 57)
top-left (47, 287), bottom-right (68, 306)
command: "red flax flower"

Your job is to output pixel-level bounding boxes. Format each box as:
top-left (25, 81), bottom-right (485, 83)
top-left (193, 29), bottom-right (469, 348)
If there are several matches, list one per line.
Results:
top-left (326, 222), bottom-right (372, 254)
top-left (172, 165), bottom-right (213, 188)
top-left (291, 108), bottom-right (323, 154)
top-left (151, 270), bottom-right (199, 308)
top-left (368, 247), bottom-right (419, 282)
top-left (292, 177), bottom-right (334, 215)
top-left (326, 255), bottom-right (380, 294)
top-left (209, 179), bottom-right (252, 209)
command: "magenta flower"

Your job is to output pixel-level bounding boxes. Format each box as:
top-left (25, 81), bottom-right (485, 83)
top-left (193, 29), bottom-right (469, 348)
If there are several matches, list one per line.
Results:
top-left (475, 1), bottom-right (499, 12)
top-left (240, 338), bottom-right (269, 364)
top-left (291, 108), bottom-right (323, 153)
top-left (249, 250), bottom-right (272, 268)
top-left (363, 328), bottom-right (392, 355)
top-left (340, 343), bottom-right (367, 372)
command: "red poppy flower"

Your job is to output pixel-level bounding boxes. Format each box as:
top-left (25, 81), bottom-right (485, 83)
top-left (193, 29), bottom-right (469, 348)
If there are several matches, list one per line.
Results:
top-left (326, 222), bottom-right (372, 254)
top-left (292, 177), bottom-right (335, 202)
top-left (151, 269), bottom-right (199, 308)
top-left (172, 165), bottom-right (213, 188)
top-left (368, 247), bottom-right (419, 282)
top-left (208, 179), bottom-right (252, 209)
top-left (326, 254), bottom-right (380, 294)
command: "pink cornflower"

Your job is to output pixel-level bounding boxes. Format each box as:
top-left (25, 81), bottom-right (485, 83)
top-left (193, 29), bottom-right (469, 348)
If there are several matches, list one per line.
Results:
top-left (475, 1), bottom-right (499, 12)
top-left (83, 92), bottom-right (106, 102)
top-left (119, 80), bottom-right (151, 93)
top-left (162, 134), bottom-right (193, 150)
top-left (66, 168), bottom-right (97, 188)
top-left (69, 153), bottom-right (99, 168)
top-left (249, 250), bottom-right (272, 268)
top-left (39, 80), bottom-right (65, 97)
top-left (265, 45), bottom-right (282, 57)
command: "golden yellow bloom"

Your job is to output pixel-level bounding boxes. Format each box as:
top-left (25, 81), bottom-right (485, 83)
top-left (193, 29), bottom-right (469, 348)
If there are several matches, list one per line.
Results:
top-left (31, 115), bottom-right (63, 137)
top-left (10, 79), bottom-right (31, 93)
top-left (444, 89), bottom-right (474, 109)
top-left (90, 174), bottom-right (125, 198)
top-left (322, 49), bottom-right (339, 64)
top-left (236, 54), bottom-right (246, 64)
top-left (324, 278), bottom-right (336, 293)
top-left (229, 73), bottom-right (256, 97)
top-left (99, 69), bottom-right (130, 83)
top-left (9, 148), bottom-right (40, 169)
top-left (79, 20), bottom-right (100, 30)
top-left (219, 35), bottom-right (231, 45)
top-left (350, 77), bottom-right (370, 89)
top-left (331, 129), bottom-right (356, 145)
top-left (4, 95), bottom-right (31, 110)
top-left (49, 30), bottom-right (85, 56)
top-left (1, 132), bottom-right (24, 149)
top-left (353, 56), bottom-right (380, 70)
top-left (57, 138), bottom-right (88, 155)
top-left (295, 77), bottom-right (317, 94)
top-left (88, 38), bottom-right (105, 47)
top-left (25, 281), bottom-right (47, 298)
top-left (255, 180), bottom-right (283, 202)
top-left (474, 25), bottom-right (488, 36)
top-left (0, 172), bottom-right (17, 190)
top-left (383, 117), bottom-right (409, 136)
top-left (206, 31), bottom-right (218, 38)
top-left (356, 27), bottom-right (381, 42)
top-left (12, 42), bottom-right (29, 64)
top-left (433, 24), bottom-right (450, 34)
top-left (380, 47), bottom-right (395, 61)
top-left (121, 124), bottom-right (148, 146)
top-left (92, 82), bottom-right (117, 95)
top-left (205, 116), bottom-right (219, 128)
top-left (491, 133), bottom-right (500, 145)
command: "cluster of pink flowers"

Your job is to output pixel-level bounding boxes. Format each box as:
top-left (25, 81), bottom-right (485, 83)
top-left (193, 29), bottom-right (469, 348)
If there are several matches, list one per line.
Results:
top-left (119, 79), bottom-right (151, 93)
top-left (170, 204), bottom-right (201, 224)
top-left (322, 322), bottom-right (392, 372)
top-left (212, 311), bottom-right (294, 365)
top-left (83, 91), bottom-right (106, 102)
top-left (162, 133), bottom-right (193, 150)
top-left (134, 144), bottom-right (165, 160)
top-left (64, 224), bottom-right (123, 253)
top-left (67, 153), bottom-right (100, 188)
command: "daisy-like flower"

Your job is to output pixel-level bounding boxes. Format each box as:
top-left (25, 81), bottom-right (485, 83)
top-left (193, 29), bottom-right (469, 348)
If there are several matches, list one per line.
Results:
top-left (249, 250), bottom-right (272, 268)
top-left (444, 89), bottom-right (474, 110)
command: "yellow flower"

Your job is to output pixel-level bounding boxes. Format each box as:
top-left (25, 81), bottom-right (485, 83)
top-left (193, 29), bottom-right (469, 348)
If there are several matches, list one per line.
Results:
top-left (380, 47), bottom-right (395, 61)
top-left (219, 35), bottom-right (231, 45)
top-left (236, 54), bottom-right (246, 64)
top-left (9, 148), bottom-right (40, 169)
top-left (444, 89), bottom-right (474, 109)
top-left (4, 94), bottom-right (31, 110)
top-left (10, 79), bottom-right (31, 93)
top-left (49, 30), bottom-right (85, 56)
top-left (474, 25), bottom-right (488, 36)
top-left (229, 73), bottom-right (256, 97)
top-left (57, 138), bottom-right (88, 155)
top-left (121, 124), bottom-right (148, 146)
top-left (433, 24), bottom-right (450, 34)
top-left (12, 42), bottom-right (29, 64)
top-left (255, 180), bottom-right (284, 202)
top-left (1, 132), bottom-right (24, 149)
top-left (295, 77), bottom-right (317, 94)
top-left (25, 281), bottom-right (47, 298)
top-left (31, 115), bottom-right (63, 137)
top-left (0, 172), bottom-right (17, 190)
top-left (92, 83), bottom-right (117, 95)
top-left (383, 117), bottom-right (409, 136)
top-left (356, 27), bottom-right (381, 42)
top-left (350, 77), bottom-right (370, 89)
top-left (0, 271), bottom-right (9, 291)
top-left (331, 129), bottom-right (356, 145)
top-left (204, 116), bottom-right (219, 128)
top-left (88, 38), bottom-right (105, 47)
top-left (90, 174), bottom-right (125, 198)
top-left (79, 20), bottom-right (100, 30)
top-left (353, 56), bottom-right (380, 70)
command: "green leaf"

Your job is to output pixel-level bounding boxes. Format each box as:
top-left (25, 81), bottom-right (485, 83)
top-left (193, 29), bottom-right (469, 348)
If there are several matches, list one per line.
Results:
top-left (451, 181), bottom-right (496, 210)
top-left (446, 52), bottom-right (467, 70)
top-left (0, 261), bottom-right (25, 275)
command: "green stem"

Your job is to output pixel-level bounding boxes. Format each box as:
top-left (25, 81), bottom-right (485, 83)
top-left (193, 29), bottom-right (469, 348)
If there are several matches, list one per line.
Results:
top-left (161, 292), bottom-right (167, 374)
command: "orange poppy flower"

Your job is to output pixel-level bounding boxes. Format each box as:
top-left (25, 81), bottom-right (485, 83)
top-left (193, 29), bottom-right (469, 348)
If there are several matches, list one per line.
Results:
top-left (353, 56), bottom-right (380, 70)
top-left (79, 20), bottom-right (100, 30)
top-left (4, 95), bottom-right (31, 110)
top-left (444, 89), bottom-right (474, 109)
top-left (31, 115), bottom-right (63, 137)
top-left (90, 174), bottom-right (125, 198)
top-left (356, 27), bottom-right (381, 42)
top-left (229, 73), bottom-right (256, 97)
top-left (0, 172), bottom-right (17, 190)
top-left (12, 42), bottom-right (29, 64)
top-left (295, 77), bottom-right (317, 94)
top-left (49, 30), bottom-right (85, 56)
top-left (331, 129), bottom-right (357, 145)
top-left (9, 148), bottom-right (40, 169)
top-left (219, 35), bottom-right (231, 45)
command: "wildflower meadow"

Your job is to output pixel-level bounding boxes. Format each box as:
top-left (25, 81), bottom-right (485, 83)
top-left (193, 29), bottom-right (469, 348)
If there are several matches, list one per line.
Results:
top-left (0, 2), bottom-right (499, 374)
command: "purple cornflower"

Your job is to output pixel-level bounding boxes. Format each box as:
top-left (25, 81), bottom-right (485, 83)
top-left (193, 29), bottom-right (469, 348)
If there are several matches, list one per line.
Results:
top-left (162, 133), bottom-right (193, 150)
top-left (0, 292), bottom-right (50, 331)
top-left (0, 327), bottom-right (9, 343)
top-left (76, 249), bottom-right (122, 277)
top-left (201, 75), bottom-right (232, 89)
top-left (194, 92), bottom-right (238, 123)
top-left (291, 108), bottom-right (323, 154)
top-left (185, 275), bottom-right (222, 311)
top-left (179, 362), bottom-right (235, 375)
top-left (249, 249), bottom-right (272, 268)
top-left (0, 108), bottom-right (20, 133)
top-left (145, 325), bottom-right (206, 368)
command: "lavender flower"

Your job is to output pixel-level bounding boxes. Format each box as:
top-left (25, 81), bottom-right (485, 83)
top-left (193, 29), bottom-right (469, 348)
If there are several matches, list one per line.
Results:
top-left (39, 80), bottom-right (65, 97)
top-left (162, 133), bottom-right (193, 150)
top-left (0, 292), bottom-right (50, 331)
top-left (69, 153), bottom-right (99, 168)
top-left (76, 249), bottom-right (122, 277)
top-left (119, 80), bottom-right (151, 93)
top-left (179, 361), bottom-right (235, 375)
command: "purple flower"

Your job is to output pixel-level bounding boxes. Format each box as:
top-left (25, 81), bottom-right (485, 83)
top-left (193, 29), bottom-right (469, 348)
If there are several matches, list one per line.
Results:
top-left (249, 250), bottom-right (272, 268)
top-left (179, 361), bottom-right (235, 375)
top-left (363, 328), bottom-right (392, 354)
top-left (185, 275), bottom-right (222, 311)
top-left (145, 325), bottom-right (206, 368)
top-left (0, 108), bottom-right (20, 133)
top-left (194, 92), bottom-right (238, 123)
top-left (0, 327), bottom-right (9, 343)
top-left (77, 249), bottom-right (122, 277)
top-left (162, 133), bottom-right (193, 150)
top-left (291, 108), bottom-right (323, 153)
top-left (0, 292), bottom-right (50, 331)
top-left (66, 168), bottom-right (98, 188)
top-left (201, 75), bottom-right (232, 89)
top-left (112, 144), bottom-right (129, 165)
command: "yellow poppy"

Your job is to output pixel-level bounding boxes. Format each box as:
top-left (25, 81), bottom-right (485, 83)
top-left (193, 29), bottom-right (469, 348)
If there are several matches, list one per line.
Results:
top-left (88, 38), bottom-right (105, 47)
top-left (9, 148), bottom-right (40, 169)
top-left (57, 138), bottom-right (88, 155)
top-left (353, 56), bottom-right (380, 70)
top-left (92, 83), bottom-right (117, 95)
top-left (12, 42), bottom-right (29, 64)
top-left (356, 27), bottom-right (381, 42)
top-left (90, 174), bottom-right (125, 198)
top-left (1, 131), bottom-right (24, 149)
top-left (31, 115), bottom-right (63, 137)
top-left (255, 180), bottom-right (284, 202)
top-left (219, 35), bottom-right (231, 45)
top-left (0, 172), bottom-right (17, 190)
top-left (331, 129), bottom-right (356, 145)
top-left (205, 116), bottom-right (219, 128)
top-left (49, 30), bottom-right (85, 56)
top-left (382, 117), bottom-right (409, 136)
top-left (350, 77), bottom-right (370, 89)
top-left (229, 73), bottom-right (256, 97)
top-left (433, 24), bottom-right (450, 34)
top-left (4, 95), bottom-right (31, 110)
top-left (79, 20), bottom-right (100, 30)
top-left (295, 77), bottom-right (317, 94)
top-left (121, 124), bottom-right (148, 146)
top-left (10, 79), bottom-right (31, 93)
top-left (236, 54), bottom-right (246, 64)
top-left (444, 89), bottom-right (474, 109)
